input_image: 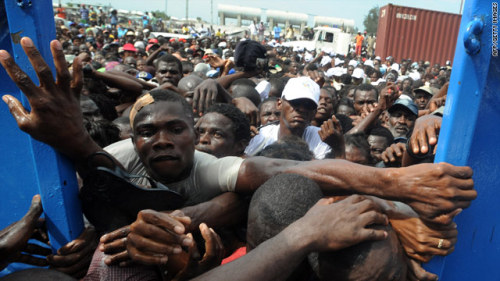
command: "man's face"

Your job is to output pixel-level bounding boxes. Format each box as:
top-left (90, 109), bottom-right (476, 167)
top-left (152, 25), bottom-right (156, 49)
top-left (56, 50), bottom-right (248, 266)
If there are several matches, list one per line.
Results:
top-left (123, 51), bottom-right (136, 59)
top-left (155, 61), bottom-right (182, 86)
top-left (259, 100), bottom-right (280, 126)
top-left (400, 65), bottom-right (407, 75)
top-left (367, 135), bottom-right (389, 163)
top-left (347, 66), bottom-right (354, 75)
top-left (414, 91), bottom-right (432, 110)
top-left (353, 90), bottom-right (377, 115)
top-left (289, 62), bottom-right (299, 75)
top-left (124, 57), bottom-right (137, 69)
top-left (315, 89), bottom-right (336, 121)
top-left (278, 98), bottom-right (317, 136)
top-left (402, 79), bottom-right (412, 92)
top-left (137, 59), bottom-right (146, 71)
top-left (132, 101), bottom-right (196, 184)
top-left (388, 108), bottom-right (416, 138)
top-left (80, 99), bottom-right (103, 121)
top-left (195, 112), bottom-right (239, 158)
top-left (345, 144), bottom-right (370, 165)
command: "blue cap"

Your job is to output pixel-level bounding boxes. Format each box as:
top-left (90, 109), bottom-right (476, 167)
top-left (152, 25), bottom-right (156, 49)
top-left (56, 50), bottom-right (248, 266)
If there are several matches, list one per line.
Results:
top-left (388, 98), bottom-right (418, 116)
top-left (136, 71), bottom-right (153, 81)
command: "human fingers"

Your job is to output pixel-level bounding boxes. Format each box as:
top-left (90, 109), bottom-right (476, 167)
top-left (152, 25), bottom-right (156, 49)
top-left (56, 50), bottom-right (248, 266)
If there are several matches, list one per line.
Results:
top-left (128, 232), bottom-right (182, 256)
top-left (414, 126), bottom-right (429, 155)
top-left (394, 142), bottom-right (406, 157)
top-left (426, 121), bottom-right (439, 146)
top-left (23, 195), bottom-right (43, 223)
top-left (47, 238), bottom-right (95, 268)
top-left (200, 223), bottom-right (216, 260)
top-left (139, 210), bottom-right (187, 236)
top-left (103, 250), bottom-right (130, 266)
top-left (50, 40), bottom-right (70, 91)
top-left (211, 228), bottom-right (225, 260)
top-left (340, 194), bottom-right (366, 205)
top-left (70, 56), bottom-right (83, 99)
top-left (193, 87), bottom-right (201, 113)
top-left (99, 236), bottom-right (127, 254)
top-left (23, 243), bottom-right (52, 257)
top-left (127, 244), bottom-right (169, 265)
top-left (407, 258), bottom-right (438, 281)
top-left (2, 95), bottom-right (31, 131)
top-left (382, 146), bottom-right (396, 163)
top-left (358, 209), bottom-right (389, 227)
top-left (20, 37), bottom-right (56, 91)
top-left (50, 250), bottom-right (93, 277)
top-left (250, 109), bottom-right (258, 127)
top-left (438, 162), bottom-right (473, 180)
top-left (131, 220), bottom-right (189, 247)
top-left (58, 226), bottom-right (96, 255)
top-left (0, 51), bottom-right (38, 97)
top-left (206, 88), bottom-right (216, 112)
top-left (170, 210), bottom-right (192, 227)
top-left (15, 254), bottom-right (49, 267)
top-left (332, 115), bottom-right (342, 131)
top-left (318, 124), bottom-right (327, 140)
top-left (357, 227), bottom-right (388, 243)
top-left (198, 87), bottom-right (208, 114)
top-left (325, 119), bottom-right (334, 133)
top-left (427, 208), bottom-right (465, 226)
top-left (100, 225), bottom-right (130, 244)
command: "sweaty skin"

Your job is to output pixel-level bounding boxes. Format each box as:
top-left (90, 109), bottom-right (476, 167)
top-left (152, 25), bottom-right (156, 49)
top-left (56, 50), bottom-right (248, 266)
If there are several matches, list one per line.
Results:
top-left (195, 112), bottom-right (241, 158)
top-left (0, 38), bottom-right (477, 270)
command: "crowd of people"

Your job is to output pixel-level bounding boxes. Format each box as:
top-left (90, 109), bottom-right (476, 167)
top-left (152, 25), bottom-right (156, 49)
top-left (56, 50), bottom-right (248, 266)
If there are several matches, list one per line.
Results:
top-left (0, 5), bottom-right (477, 281)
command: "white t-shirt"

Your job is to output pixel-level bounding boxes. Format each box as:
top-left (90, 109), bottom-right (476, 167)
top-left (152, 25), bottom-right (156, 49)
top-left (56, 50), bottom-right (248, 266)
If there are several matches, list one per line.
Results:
top-left (244, 124), bottom-right (332, 159)
top-left (104, 139), bottom-right (244, 206)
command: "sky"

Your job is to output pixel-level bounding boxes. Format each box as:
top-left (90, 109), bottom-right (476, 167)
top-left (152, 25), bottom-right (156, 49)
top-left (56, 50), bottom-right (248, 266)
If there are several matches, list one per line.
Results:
top-left (58, 0), bottom-right (464, 30)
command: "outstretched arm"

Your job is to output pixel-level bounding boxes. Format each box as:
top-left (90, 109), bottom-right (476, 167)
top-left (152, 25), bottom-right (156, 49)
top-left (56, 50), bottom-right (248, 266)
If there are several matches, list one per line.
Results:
top-left (193, 196), bottom-right (388, 281)
top-left (0, 37), bottom-right (118, 178)
top-left (236, 156), bottom-right (476, 225)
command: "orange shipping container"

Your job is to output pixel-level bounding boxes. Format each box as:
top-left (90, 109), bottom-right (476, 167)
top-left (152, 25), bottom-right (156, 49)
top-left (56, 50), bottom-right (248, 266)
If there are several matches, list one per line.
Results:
top-left (375, 4), bottom-right (462, 65)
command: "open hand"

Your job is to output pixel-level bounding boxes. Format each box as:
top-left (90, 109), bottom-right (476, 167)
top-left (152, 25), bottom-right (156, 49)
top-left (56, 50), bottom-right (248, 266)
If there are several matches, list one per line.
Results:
top-left (0, 195), bottom-right (50, 270)
top-left (0, 37), bottom-right (100, 161)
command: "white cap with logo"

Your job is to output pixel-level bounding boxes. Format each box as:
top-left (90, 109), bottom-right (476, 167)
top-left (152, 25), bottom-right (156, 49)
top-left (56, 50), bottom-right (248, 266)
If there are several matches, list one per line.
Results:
top-left (281, 77), bottom-right (320, 106)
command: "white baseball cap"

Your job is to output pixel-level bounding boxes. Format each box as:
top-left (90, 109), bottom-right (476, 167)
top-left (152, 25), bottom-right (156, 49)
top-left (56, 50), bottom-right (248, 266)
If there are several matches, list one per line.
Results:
top-left (352, 68), bottom-right (365, 79)
top-left (281, 77), bottom-right (320, 106)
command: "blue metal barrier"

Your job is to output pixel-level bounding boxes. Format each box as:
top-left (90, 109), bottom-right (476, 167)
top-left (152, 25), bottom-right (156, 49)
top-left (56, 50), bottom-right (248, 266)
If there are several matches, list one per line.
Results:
top-left (0, 0), bottom-right (84, 274)
top-left (425, 0), bottom-right (500, 280)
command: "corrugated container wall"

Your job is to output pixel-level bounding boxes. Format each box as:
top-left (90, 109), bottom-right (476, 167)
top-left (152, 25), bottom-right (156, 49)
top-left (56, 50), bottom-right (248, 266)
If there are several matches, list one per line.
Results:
top-left (375, 4), bottom-right (462, 65)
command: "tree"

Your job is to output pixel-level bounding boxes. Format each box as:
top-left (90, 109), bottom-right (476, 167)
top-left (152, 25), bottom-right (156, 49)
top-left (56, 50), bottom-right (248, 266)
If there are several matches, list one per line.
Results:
top-left (151, 10), bottom-right (170, 20)
top-left (363, 6), bottom-right (379, 34)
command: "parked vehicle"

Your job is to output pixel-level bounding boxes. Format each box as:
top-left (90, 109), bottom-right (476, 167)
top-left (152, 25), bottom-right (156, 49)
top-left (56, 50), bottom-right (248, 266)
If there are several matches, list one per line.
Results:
top-left (282, 27), bottom-right (351, 55)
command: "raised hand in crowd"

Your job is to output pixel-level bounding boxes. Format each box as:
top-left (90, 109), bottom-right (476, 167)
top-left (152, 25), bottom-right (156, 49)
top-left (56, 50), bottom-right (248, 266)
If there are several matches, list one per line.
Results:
top-left (318, 115), bottom-right (345, 158)
top-left (192, 79), bottom-right (231, 115)
top-left (0, 195), bottom-right (49, 271)
top-left (0, 38), bottom-right (100, 164)
top-left (381, 142), bottom-right (407, 166)
top-left (427, 82), bottom-right (449, 113)
top-left (403, 114), bottom-right (442, 167)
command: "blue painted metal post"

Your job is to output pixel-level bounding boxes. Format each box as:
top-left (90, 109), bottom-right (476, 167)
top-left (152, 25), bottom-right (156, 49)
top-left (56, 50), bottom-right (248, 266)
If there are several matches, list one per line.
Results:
top-left (424, 0), bottom-right (500, 280)
top-left (0, 0), bottom-right (84, 268)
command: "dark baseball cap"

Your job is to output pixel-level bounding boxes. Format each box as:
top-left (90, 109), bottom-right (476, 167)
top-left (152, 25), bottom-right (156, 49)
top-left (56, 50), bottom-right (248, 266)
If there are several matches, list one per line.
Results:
top-left (388, 98), bottom-right (418, 116)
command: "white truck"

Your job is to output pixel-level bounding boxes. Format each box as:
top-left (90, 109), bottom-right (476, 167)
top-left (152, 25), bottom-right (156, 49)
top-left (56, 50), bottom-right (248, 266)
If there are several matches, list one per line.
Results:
top-left (282, 26), bottom-right (351, 56)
